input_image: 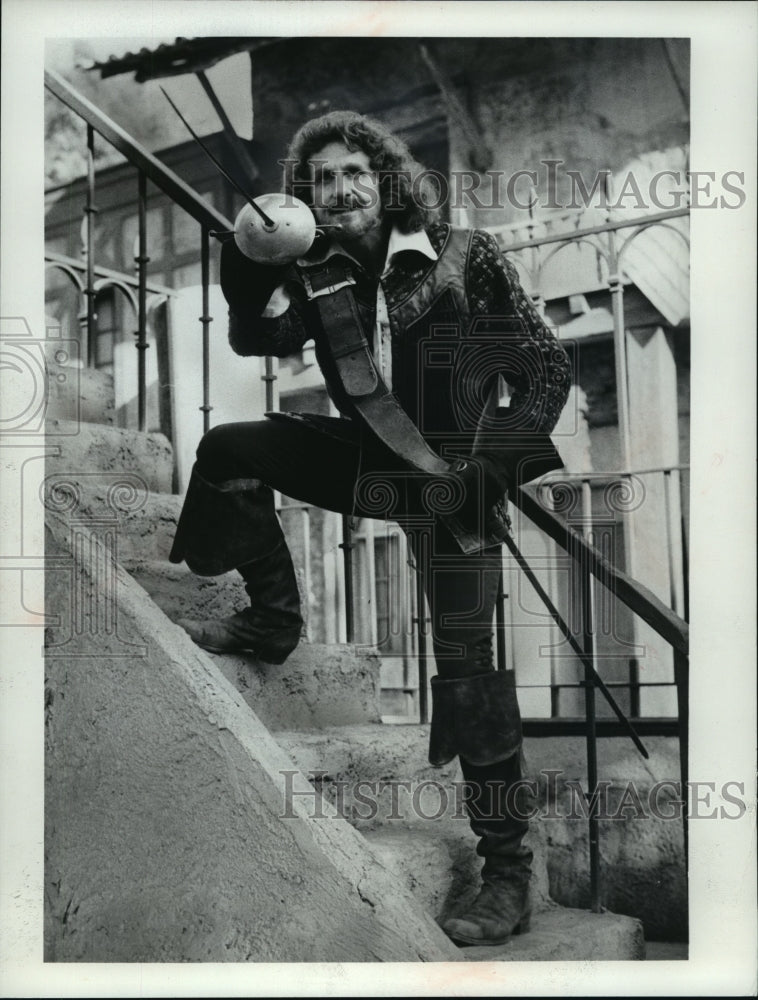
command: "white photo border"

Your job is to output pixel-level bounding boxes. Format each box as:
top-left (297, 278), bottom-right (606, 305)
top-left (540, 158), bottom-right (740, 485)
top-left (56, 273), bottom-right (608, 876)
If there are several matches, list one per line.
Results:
top-left (1, 1), bottom-right (755, 996)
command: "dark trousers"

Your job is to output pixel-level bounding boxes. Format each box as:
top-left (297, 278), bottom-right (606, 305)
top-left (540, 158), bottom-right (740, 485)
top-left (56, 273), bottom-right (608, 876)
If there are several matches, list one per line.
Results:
top-left (194, 413), bottom-right (503, 680)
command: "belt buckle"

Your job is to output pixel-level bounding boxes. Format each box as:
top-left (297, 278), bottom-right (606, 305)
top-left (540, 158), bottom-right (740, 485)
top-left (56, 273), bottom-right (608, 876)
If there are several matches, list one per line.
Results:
top-left (302, 270), bottom-right (356, 300)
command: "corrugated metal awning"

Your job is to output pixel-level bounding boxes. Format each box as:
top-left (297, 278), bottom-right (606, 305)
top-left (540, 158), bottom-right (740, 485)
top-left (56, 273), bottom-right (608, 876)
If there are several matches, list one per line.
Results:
top-left (86, 37), bottom-right (283, 82)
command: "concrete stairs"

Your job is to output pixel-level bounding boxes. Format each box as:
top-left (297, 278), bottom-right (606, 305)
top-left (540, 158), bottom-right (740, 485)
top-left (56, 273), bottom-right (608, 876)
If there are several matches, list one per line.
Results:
top-left (44, 413), bottom-right (645, 961)
top-left (274, 724), bottom-right (643, 961)
top-left (46, 364), bottom-right (116, 427)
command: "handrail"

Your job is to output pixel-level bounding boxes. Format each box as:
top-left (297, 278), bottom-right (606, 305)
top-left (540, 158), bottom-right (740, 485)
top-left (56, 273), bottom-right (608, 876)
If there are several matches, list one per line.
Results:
top-left (44, 69), bottom-right (233, 234)
top-left (513, 483), bottom-right (689, 656)
top-left (549, 464), bottom-right (690, 479)
top-left (494, 206), bottom-right (689, 254)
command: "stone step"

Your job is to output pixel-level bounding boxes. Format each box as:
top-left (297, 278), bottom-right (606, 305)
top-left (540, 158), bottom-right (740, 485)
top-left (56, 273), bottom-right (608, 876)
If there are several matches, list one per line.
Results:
top-left (363, 820), bottom-right (552, 921)
top-left (364, 825), bottom-right (644, 961)
top-left (275, 722), bottom-right (451, 830)
top-left (43, 485), bottom-right (382, 730)
top-left (45, 418), bottom-right (173, 494)
top-left (119, 561), bottom-right (381, 730)
top-left (125, 559), bottom-right (249, 622)
top-left (209, 644), bottom-right (381, 731)
top-left (44, 505), bottom-right (460, 962)
top-left (46, 364), bottom-right (115, 425)
top-left (463, 906), bottom-right (644, 962)
top-left (40, 481), bottom-right (182, 563)
top-left (124, 556), bottom-right (313, 636)
top-left (279, 733), bottom-right (643, 962)
top-left (276, 723), bottom-right (683, 946)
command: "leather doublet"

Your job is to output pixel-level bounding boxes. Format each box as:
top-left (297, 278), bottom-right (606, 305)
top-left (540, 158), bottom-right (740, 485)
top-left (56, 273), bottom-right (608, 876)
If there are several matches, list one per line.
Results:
top-left (227, 222), bottom-right (570, 498)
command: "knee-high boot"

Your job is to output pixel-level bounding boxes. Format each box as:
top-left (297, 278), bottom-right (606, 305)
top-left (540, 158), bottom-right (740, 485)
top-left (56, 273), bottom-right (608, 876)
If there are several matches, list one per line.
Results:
top-left (169, 464), bottom-right (303, 662)
top-left (444, 752), bottom-right (533, 945)
top-left (428, 669), bottom-right (533, 946)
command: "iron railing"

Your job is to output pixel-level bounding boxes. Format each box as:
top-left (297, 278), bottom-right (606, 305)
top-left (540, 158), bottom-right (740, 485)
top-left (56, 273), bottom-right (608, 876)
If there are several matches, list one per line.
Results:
top-left (369, 464), bottom-right (688, 715)
top-left (45, 68), bottom-right (690, 913)
top-left (45, 69), bottom-right (231, 433)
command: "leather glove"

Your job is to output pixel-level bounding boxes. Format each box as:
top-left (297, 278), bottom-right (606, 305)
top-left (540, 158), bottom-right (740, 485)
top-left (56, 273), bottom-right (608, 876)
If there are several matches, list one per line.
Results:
top-left (220, 239), bottom-right (289, 318)
top-left (450, 454), bottom-right (510, 531)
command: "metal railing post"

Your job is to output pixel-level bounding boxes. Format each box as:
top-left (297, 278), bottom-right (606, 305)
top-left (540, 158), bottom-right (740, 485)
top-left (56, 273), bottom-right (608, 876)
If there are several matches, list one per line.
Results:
top-left (135, 172), bottom-right (149, 432)
top-left (674, 646), bottom-right (689, 871)
top-left (414, 555), bottom-right (429, 724)
top-left (579, 478), bottom-right (601, 912)
top-left (495, 555), bottom-right (507, 671)
top-left (262, 355), bottom-right (278, 412)
top-left (84, 124), bottom-right (97, 367)
top-left (604, 186), bottom-right (641, 717)
top-left (340, 515), bottom-right (355, 643)
top-left (581, 567), bottom-right (601, 912)
top-left (363, 516), bottom-right (378, 648)
top-left (199, 226), bottom-right (213, 433)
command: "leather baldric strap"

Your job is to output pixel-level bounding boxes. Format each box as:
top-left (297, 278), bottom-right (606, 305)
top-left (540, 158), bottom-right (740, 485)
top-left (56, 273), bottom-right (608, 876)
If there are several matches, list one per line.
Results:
top-left (301, 257), bottom-right (500, 554)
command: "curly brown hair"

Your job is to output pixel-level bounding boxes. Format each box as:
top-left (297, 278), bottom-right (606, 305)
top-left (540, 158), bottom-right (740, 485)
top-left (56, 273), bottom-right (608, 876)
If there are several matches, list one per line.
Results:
top-left (281, 110), bottom-right (440, 234)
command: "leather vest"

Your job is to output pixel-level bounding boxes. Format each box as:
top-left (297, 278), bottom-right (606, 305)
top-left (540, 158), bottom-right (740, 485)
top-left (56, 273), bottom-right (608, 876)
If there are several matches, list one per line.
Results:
top-left (388, 226), bottom-right (474, 456)
top-left (303, 224), bottom-right (502, 460)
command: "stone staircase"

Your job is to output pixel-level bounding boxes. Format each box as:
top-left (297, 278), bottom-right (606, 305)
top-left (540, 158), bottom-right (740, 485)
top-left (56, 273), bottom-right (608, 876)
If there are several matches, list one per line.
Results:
top-left (44, 376), bottom-right (645, 962)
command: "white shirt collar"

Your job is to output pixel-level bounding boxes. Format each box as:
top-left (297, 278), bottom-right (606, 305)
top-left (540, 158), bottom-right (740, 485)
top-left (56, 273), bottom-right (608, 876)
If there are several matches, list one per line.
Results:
top-left (298, 226), bottom-right (438, 272)
top-left (382, 227), bottom-right (438, 274)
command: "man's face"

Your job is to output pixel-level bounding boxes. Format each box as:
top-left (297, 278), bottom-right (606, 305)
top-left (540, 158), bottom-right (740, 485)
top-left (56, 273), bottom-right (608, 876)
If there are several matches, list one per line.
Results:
top-left (309, 140), bottom-right (383, 242)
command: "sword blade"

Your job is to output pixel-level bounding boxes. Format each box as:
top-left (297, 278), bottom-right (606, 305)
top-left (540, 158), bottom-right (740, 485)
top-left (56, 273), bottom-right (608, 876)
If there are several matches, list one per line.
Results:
top-left (502, 531), bottom-right (649, 759)
top-left (159, 85), bottom-right (274, 228)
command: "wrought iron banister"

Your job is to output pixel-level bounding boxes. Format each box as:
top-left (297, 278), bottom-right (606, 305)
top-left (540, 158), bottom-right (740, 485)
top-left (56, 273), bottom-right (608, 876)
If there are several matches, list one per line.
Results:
top-left (506, 476), bottom-right (690, 908)
top-left (494, 206), bottom-right (690, 254)
top-left (46, 68), bottom-right (235, 435)
top-left (44, 69), bottom-right (233, 234)
top-left (514, 483), bottom-right (689, 656)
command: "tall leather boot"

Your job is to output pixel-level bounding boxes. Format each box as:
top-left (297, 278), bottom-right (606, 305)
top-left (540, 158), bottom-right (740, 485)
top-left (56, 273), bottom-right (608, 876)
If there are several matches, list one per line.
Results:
top-left (443, 752), bottom-right (533, 946)
top-left (428, 668), bottom-right (533, 947)
top-left (170, 465), bottom-right (303, 662)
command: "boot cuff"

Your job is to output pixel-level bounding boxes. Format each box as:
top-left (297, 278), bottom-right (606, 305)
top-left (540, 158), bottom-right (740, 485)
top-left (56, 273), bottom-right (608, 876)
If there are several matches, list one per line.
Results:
top-left (428, 670), bottom-right (522, 767)
top-left (169, 465), bottom-right (272, 576)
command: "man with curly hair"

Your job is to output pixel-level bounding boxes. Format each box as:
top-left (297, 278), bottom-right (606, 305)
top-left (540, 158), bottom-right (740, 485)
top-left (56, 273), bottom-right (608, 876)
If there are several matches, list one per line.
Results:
top-left (170, 110), bottom-right (572, 947)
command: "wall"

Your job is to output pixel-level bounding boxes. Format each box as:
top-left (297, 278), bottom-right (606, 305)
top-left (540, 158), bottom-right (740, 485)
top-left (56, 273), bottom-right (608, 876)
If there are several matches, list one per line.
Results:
top-left (526, 734), bottom-right (687, 941)
top-left (44, 508), bottom-right (460, 962)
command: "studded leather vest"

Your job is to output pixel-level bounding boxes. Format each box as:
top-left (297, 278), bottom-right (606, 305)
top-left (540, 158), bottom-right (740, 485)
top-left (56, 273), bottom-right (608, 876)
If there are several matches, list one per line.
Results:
top-left (304, 223), bottom-right (508, 460)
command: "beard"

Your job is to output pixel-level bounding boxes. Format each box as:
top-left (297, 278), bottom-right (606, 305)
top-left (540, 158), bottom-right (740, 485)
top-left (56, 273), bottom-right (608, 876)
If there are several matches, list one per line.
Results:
top-left (337, 212), bottom-right (383, 243)
top-left (321, 206), bottom-right (383, 241)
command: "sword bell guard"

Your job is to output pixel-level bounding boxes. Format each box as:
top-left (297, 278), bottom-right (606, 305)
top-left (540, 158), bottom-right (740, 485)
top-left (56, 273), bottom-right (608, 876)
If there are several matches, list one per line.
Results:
top-left (234, 195), bottom-right (317, 265)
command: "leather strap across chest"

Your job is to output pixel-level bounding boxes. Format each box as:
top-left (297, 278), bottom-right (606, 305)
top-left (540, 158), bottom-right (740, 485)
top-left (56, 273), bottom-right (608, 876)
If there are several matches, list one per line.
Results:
top-left (300, 257), bottom-right (498, 554)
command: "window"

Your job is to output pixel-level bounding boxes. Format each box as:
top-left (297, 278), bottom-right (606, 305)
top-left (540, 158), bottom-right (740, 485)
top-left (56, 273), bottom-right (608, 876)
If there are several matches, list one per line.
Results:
top-left (93, 289), bottom-right (117, 373)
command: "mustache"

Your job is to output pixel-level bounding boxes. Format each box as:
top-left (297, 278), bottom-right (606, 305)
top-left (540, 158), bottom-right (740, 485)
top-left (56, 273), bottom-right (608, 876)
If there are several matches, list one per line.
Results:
top-left (327, 196), bottom-right (372, 211)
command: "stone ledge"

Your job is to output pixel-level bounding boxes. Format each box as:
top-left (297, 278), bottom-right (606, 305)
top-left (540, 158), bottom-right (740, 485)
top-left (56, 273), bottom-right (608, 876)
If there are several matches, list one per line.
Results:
top-left (462, 905), bottom-right (645, 962)
top-left (125, 558), bottom-right (315, 640)
top-left (44, 508), bottom-right (460, 963)
top-left (210, 643), bottom-right (382, 730)
top-left (275, 723), bottom-right (445, 828)
top-left (46, 365), bottom-right (115, 425)
top-left (276, 723), bottom-right (684, 943)
top-left (45, 419), bottom-right (174, 494)
top-left (364, 820), bottom-right (552, 920)
top-left (125, 559), bottom-right (249, 622)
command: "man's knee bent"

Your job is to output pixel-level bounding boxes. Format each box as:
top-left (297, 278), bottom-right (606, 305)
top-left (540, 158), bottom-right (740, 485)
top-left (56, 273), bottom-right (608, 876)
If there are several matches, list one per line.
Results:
top-left (195, 421), bottom-right (267, 481)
